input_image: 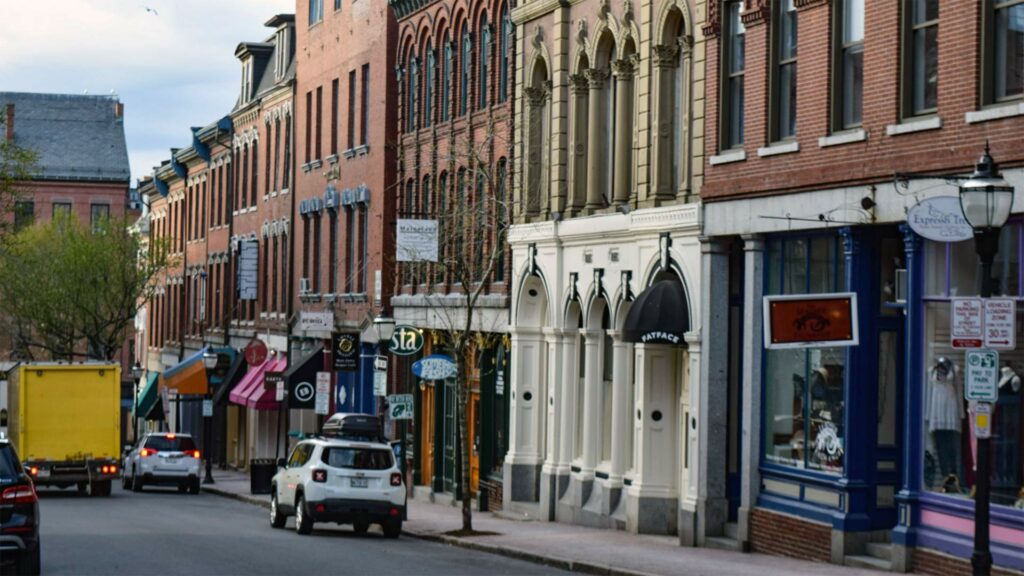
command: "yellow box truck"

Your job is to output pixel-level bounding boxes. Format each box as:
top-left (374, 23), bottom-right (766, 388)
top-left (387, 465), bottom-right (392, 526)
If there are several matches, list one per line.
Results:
top-left (7, 363), bottom-right (121, 496)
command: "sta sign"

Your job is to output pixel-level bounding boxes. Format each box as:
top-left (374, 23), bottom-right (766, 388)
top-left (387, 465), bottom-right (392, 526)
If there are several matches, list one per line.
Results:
top-left (388, 325), bottom-right (424, 356)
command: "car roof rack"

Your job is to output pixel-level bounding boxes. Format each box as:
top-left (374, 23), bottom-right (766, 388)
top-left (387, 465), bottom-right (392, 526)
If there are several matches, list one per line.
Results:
top-left (321, 412), bottom-right (387, 443)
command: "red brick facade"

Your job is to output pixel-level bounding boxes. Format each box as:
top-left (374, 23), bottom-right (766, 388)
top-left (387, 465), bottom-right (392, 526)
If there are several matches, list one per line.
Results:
top-left (749, 508), bottom-right (831, 564)
top-left (703, 1), bottom-right (1024, 201)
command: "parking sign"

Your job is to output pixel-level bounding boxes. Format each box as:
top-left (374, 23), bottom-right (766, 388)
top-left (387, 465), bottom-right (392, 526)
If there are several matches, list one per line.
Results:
top-left (965, 349), bottom-right (999, 402)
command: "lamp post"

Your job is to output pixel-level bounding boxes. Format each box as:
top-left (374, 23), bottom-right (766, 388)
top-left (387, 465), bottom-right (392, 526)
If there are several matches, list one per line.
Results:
top-left (202, 348), bottom-right (218, 485)
top-left (131, 362), bottom-right (144, 444)
top-left (373, 311), bottom-right (399, 514)
top-left (958, 143), bottom-right (1014, 576)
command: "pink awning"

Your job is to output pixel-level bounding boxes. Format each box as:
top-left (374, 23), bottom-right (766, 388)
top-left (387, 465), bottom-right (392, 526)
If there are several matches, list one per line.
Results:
top-left (245, 357), bottom-right (287, 410)
top-left (228, 356), bottom-right (286, 409)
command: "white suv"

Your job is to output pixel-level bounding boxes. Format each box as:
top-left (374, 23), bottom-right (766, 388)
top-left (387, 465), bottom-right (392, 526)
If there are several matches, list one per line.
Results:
top-left (270, 437), bottom-right (405, 537)
top-left (123, 433), bottom-right (201, 494)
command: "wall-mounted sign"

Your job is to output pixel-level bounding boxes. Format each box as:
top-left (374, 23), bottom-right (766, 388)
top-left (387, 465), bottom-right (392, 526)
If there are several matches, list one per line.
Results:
top-left (315, 372), bottom-right (331, 415)
top-left (388, 325), bottom-right (425, 356)
top-left (244, 339), bottom-right (268, 366)
top-left (237, 240), bottom-right (259, 300)
top-left (412, 354), bottom-right (457, 381)
top-left (264, 371), bottom-right (285, 392)
top-left (639, 331), bottom-right (683, 345)
top-left (983, 298), bottom-right (1016, 350)
top-left (906, 196), bottom-right (973, 243)
top-left (763, 293), bottom-right (859, 349)
top-left (396, 219), bottom-right (439, 262)
top-left (373, 355), bottom-right (388, 372)
top-left (951, 298), bottom-right (984, 349)
top-left (333, 333), bottom-right (359, 371)
top-left (299, 311), bottom-right (334, 334)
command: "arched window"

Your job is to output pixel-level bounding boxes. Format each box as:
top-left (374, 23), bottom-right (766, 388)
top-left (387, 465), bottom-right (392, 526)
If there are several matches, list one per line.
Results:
top-left (404, 179), bottom-right (416, 285)
top-left (424, 45), bottom-right (435, 128)
top-left (442, 33), bottom-right (451, 122)
top-left (479, 14), bottom-right (490, 109)
top-left (525, 60), bottom-right (549, 215)
top-left (436, 172), bottom-right (448, 284)
top-left (499, 6), bottom-right (510, 103)
top-left (407, 55), bottom-right (419, 132)
top-left (420, 176), bottom-right (431, 284)
top-left (657, 9), bottom-right (688, 198)
top-left (474, 167), bottom-right (486, 275)
top-left (460, 23), bottom-right (471, 116)
top-left (495, 158), bottom-right (507, 282)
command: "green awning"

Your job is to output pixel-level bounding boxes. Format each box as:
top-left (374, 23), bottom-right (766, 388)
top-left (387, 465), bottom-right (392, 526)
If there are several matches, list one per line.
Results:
top-left (134, 372), bottom-right (164, 421)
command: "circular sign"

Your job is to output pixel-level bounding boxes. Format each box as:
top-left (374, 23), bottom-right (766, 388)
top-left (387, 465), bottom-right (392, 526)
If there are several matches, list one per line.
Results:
top-left (388, 325), bottom-right (425, 356)
top-left (294, 381), bottom-right (315, 403)
top-left (244, 339), bottom-right (268, 366)
top-left (907, 196), bottom-right (973, 243)
top-left (412, 354), bottom-right (458, 380)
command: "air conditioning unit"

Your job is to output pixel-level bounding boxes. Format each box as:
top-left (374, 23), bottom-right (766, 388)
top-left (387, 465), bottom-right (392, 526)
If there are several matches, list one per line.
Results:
top-left (299, 277), bottom-right (311, 294)
top-left (355, 186), bottom-right (370, 205)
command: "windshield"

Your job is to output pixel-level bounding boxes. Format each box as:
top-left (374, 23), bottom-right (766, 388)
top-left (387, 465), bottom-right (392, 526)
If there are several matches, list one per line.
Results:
top-left (321, 447), bottom-right (393, 470)
top-left (0, 445), bottom-right (22, 479)
top-left (144, 436), bottom-right (198, 452)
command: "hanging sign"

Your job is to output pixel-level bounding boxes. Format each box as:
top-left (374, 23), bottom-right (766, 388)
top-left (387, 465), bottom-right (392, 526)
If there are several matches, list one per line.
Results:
top-left (412, 354), bottom-right (458, 381)
top-left (333, 333), bottom-right (360, 371)
top-left (965, 349), bottom-right (999, 402)
top-left (388, 394), bottom-right (414, 420)
top-left (315, 372), bottom-right (331, 415)
top-left (906, 196), bottom-right (973, 243)
top-left (373, 371), bottom-right (388, 396)
top-left (951, 298), bottom-right (984, 349)
top-left (763, 293), bottom-right (859, 349)
top-left (244, 339), bottom-right (268, 366)
top-left (983, 298), bottom-right (1016, 350)
top-left (388, 325), bottom-right (425, 356)
top-left (396, 219), bottom-right (439, 262)
top-left (264, 371), bottom-right (285, 392)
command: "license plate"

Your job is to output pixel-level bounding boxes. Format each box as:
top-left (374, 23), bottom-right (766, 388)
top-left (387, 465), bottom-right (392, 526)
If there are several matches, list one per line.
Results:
top-left (36, 469), bottom-right (50, 478)
top-left (350, 477), bottom-right (368, 488)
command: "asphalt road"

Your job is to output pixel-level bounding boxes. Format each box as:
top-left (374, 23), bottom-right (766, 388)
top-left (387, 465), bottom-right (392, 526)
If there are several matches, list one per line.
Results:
top-left (37, 484), bottom-right (567, 576)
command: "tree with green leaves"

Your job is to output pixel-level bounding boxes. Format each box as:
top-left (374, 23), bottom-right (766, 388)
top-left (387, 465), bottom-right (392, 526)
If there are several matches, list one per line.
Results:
top-left (0, 114), bottom-right (38, 237)
top-left (0, 212), bottom-right (171, 361)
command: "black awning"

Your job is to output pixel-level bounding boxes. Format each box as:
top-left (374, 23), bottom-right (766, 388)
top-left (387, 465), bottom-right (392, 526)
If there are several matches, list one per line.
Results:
top-left (621, 279), bottom-right (691, 345)
top-left (212, 353), bottom-right (247, 406)
top-left (286, 345), bottom-right (325, 409)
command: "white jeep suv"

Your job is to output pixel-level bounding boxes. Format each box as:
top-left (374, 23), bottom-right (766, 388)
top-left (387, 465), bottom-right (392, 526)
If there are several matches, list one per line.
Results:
top-left (270, 437), bottom-right (405, 537)
top-left (123, 433), bottom-right (201, 494)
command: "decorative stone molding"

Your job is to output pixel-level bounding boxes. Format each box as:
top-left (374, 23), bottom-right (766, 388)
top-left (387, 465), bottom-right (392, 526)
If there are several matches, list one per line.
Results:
top-left (569, 73), bottom-right (590, 95)
top-left (611, 58), bottom-right (635, 80)
top-left (680, 34), bottom-right (694, 57)
top-left (652, 44), bottom-right (681, 69)
top-left (702, 1), bottom-right (720, 38)
top-left (575, 19), bottom-right (587, 46)
top-left (598, 0), bottom-right (611, 22)
top-left (524, 86), bottom-right (550, 106)
top-left (585, 68), bottom-right (610, 90)
top-left (794, 0), bottom-right (830, 10)
top-left (623, 0), bottom-right (634, 25)
top-left (741, 0), bottom-right (771, 26)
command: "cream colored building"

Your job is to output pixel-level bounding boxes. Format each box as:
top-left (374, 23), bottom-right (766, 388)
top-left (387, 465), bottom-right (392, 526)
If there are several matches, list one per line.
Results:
top-left (504, 0), bottom-right (715, 544)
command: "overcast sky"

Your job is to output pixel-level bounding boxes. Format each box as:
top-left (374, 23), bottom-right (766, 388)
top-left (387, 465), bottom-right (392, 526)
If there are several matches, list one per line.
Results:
top-left (0, 0), bottom-right (293, 183)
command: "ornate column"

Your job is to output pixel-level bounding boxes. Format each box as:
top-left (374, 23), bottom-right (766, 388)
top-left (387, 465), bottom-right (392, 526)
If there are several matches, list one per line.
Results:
top-left (524, 86), bottom-right (548, 217)
top-left (539, 326), bottom-right (564, 520)
top-left (581, 330), bottom-right (603, 476)
top-left (611, 58), bottom-right (635, 206)
top-left (584, 68), bottom-right (609, 211)
top-left (609, 331), bottom-right (633, 483)
top-left (738, 235), bottom-right (764, 548)
top-left (567, 73), bottom-right (590, 215)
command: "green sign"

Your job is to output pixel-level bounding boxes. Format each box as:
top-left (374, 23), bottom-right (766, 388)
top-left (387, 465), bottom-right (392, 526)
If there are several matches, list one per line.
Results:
top-left (389, 325), bottom-right (424, 356)
top-left (388, 394), bottom-right (414, 420)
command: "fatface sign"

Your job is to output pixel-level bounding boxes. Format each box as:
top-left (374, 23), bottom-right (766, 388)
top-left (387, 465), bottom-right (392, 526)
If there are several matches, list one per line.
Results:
top-left (639, 331), bottom-right (683, 345)
top-left (396, 219), bottom-right (439, 262)
top-left (906, 196), bottom-right (973, 243)
top-left (763, 293), bottom-right (859, 349)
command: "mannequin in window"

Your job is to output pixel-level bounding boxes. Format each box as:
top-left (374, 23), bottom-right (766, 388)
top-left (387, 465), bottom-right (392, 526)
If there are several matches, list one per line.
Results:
top-left (927, 357), bottom-right (963, 486)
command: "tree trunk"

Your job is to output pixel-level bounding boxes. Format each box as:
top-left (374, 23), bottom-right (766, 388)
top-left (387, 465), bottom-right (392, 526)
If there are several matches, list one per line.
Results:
top-left (456, 342), bottom-right (473, 532)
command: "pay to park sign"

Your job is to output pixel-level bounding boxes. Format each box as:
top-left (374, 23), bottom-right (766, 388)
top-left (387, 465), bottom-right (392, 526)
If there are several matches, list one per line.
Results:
top-left (951, 298), bottom-right (1016, 350)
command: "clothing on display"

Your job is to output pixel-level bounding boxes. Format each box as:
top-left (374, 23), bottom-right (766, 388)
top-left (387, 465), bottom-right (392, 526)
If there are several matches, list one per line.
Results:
top-left (927, 357), bottom-right (963, 483)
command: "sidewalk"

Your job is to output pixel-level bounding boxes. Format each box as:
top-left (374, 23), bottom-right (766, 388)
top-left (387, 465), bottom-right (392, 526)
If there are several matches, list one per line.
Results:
top-left (201, 468), bottom-right (879, 576)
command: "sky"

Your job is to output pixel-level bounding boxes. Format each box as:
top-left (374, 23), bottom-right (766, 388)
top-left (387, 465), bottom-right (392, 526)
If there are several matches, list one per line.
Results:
top-left (0, 0), bottom-right (294, 183)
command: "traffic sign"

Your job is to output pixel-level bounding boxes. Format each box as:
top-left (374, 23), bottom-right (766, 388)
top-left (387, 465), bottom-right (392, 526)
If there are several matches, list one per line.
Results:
top-left (389, 325), bottom-right (425, 356)
top-left (202, 399), bottom-right (213, 417)
top-left (315, 372), bottom-right (331, 415)
top-left (374, 355), bottom-right (389, 372)
top-left (373, 371), bottom-right (388, 396)
top-left (983, 298), bottom-right (1016, 350)
top-left (965, 349), bottom-right (999, 402)
top-left (388, 394), bottom-right (414, 420)
top-left (971, 402), bottom-right (993, 439)
top-left (951, 299), bottom-right (984, 349)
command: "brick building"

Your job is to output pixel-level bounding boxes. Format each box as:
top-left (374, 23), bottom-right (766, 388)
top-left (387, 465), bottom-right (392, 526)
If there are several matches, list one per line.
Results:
top-left (389, 0), bottom-right (515, 504)
top-left (291, 0), bottom-right (398, 429)
top-left (700, 0), bottom-right (1024, 572)
top-left (503, 0), bottom-right (711, 541)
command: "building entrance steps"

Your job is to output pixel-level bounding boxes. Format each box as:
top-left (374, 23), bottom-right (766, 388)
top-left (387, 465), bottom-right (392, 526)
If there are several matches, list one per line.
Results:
top-left (200, 468), bottom-right (883, 576)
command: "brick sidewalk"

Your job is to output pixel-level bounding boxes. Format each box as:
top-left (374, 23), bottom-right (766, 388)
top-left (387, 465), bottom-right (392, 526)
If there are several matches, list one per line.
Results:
top-left (201, 468), bottom-right (879, 576)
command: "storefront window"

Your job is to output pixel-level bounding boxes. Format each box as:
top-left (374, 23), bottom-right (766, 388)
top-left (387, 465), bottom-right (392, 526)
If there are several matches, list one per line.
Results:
top-left (922, 226), bottom-right (1024, 507)
top-left (764, 235), bottom-right (848, 473)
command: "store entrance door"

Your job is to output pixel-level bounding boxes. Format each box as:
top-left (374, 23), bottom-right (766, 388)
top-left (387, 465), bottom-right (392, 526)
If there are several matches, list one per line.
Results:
top-left (443, 379), bottom-right (457, 494)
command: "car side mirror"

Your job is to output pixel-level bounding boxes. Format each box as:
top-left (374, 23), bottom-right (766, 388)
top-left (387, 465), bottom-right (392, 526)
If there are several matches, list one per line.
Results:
top-left (276, 458), bottom-right (287, 469)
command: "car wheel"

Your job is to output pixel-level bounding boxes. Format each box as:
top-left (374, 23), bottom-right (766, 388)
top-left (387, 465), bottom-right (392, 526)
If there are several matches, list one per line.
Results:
top-left (382, 518), bottom-right (402, 539)
top-left (188, 479), bottom-right (200, 495)
top-left (76, 482), bottom-right (87, 494)
top-left (177, 484), bottom-right (188, 493)
top-left (131, 469), bottom-right (143, 492)
top-left (99, 479), bottom-right (112, 497)
top-left (295, 494), bottom-right (313, 535)
top-left (270, 491), bottom-right (286, 528)
top-left (17, 542), bottom-right (41, 576)
top-left (122, 472), bottom-right (132, 490)
top-left (353, 520), bottom-right (369, 534)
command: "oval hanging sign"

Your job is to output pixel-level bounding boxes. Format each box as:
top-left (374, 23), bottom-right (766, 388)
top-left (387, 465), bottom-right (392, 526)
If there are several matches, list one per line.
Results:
top-left (907, 196), bottom-right (973, 243)
top-left (388, 325), bottom-right (425, 356)
top-left (412, 354), bottom-right (457, 380)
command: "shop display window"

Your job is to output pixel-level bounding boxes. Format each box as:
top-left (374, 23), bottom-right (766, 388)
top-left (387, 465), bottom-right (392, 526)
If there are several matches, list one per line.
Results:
top-left (922, 227), bottom-right (1024, 508)
top-left (764, 236), bottom-right (848, 473)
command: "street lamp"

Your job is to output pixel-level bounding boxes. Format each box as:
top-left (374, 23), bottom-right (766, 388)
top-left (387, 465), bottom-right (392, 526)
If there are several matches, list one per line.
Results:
top-left (131, 362), bottom-right (144, 444)
top-left (373, 311), bottom-right (396, 344)
top-left (959, 143), bottom-right (1014, 576)
top-left (202, 349), bottom-right (218, 485)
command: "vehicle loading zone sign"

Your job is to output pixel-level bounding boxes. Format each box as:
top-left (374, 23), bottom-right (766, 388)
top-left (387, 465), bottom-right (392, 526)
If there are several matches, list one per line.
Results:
top-left (951, 298), bottom-right (1016, 350)
top-left (965, 349), bottom-right (999, 402)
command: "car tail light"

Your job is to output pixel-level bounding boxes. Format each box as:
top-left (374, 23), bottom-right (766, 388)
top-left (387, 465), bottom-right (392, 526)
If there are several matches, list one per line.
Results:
top-left (166, 433), bottom-right (176, 439)
top-left (110, 465), bottom-right (118, 473)
top-left (312, 470), bottom-right (327, 483)
top-left (390, 473), bottom-right (402, 487)
top-left (1, 485), bottom-right (38, 505)
top-left (316, 504), bottom-right (325, 513)
top-left (28, 466), bottom-right (39, 476)
top-left (390, 507), bottom-right (399, 517)
top-left (140, 448), bottom-right (157, 457)
top-left (190, 450), bottom-right (201, 459)
top-left (101, 465), bottom-right (109, 473)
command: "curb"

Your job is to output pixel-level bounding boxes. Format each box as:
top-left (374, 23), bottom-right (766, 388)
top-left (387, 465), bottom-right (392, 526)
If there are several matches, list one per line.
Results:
top-left (202, 486), bottom-right (661, 576)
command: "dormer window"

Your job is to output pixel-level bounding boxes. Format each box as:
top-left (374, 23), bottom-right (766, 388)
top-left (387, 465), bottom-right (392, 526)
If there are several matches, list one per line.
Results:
top-left (241, 57), bottom-right (254, 104)
top-left (275, 28), bottom-right (290, 81)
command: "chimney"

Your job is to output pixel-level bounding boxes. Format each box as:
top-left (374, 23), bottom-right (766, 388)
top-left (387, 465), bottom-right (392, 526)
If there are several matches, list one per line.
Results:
top-left (5, 103), bottom-right (13, 142)
top-left (114, 101), bottom-right (124, 121)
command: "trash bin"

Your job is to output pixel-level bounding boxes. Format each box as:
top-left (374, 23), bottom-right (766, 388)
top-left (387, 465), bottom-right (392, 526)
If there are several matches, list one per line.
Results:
top-left (250, 458), bottom-right (276, 495)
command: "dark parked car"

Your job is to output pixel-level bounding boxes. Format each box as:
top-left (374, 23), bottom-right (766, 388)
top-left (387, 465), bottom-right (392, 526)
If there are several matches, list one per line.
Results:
top-left (0, 438), bottom-right (40, 575)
